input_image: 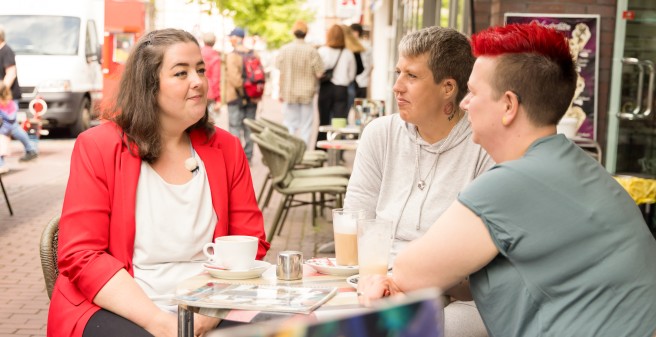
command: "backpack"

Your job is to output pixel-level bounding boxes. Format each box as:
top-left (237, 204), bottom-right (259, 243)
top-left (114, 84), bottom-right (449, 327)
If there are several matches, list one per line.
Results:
top-left (239, 50), bottom-right (266, 99)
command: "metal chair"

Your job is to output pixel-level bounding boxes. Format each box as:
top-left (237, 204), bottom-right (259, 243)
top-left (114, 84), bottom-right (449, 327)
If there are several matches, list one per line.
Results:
top-left (39, 216), bottom-right (60, 299)
top-left (257, 117), bottom-right (329, 164)
top-left (245, 118), bottom-right (350, 210)
top-left (0, 173), bottom-right (13, 216)
top-left (573, 137), bottom-right (603, 163)
top-left (251, 129), bottom-right (348, 242)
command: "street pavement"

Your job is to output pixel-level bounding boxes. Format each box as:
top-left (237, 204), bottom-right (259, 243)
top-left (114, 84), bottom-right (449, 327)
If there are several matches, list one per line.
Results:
top-left (0, 96), bottom-right (345, 336)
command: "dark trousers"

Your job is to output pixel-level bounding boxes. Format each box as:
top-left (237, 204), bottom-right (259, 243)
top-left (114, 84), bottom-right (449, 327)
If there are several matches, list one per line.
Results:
top-left (82, 309), bottom-right (247, 337)
top-left (355, 85), bottom-right (367, 99)
top-left (83, 309), bottom-right (152, 337)
top-left (317, 82), bottom-right (348, 148)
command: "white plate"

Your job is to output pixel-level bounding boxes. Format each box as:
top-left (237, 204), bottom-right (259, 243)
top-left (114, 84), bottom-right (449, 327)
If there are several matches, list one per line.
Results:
top-left (203, 260), bottom-right (271, 280)
top-left (346, 274), bottom-right (359, 289)
top-left (305, 258), bottom-right (359, 276)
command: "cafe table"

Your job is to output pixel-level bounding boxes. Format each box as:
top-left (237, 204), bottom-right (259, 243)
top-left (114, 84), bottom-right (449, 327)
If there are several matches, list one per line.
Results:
top-left (318, 125), bottom-right (362, 141)
top-left (175, 264), bottom-right (364, 337)
top-left (315, 140), bottom-right (359, 166)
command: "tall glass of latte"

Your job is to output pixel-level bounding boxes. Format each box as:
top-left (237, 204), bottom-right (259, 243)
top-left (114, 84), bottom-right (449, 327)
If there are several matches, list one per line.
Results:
top-left (332, 209), bottom-right (365, 266)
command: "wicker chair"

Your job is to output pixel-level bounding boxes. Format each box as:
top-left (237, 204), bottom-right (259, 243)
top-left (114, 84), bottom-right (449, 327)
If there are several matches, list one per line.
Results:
top-left (40, 216), bottom-right (60, 299)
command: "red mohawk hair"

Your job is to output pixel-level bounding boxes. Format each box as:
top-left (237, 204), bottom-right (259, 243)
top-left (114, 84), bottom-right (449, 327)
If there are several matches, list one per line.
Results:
top-left (471, 23), bottom-right (572, 67)
top-left (470, 23), bottom-right (577, 126)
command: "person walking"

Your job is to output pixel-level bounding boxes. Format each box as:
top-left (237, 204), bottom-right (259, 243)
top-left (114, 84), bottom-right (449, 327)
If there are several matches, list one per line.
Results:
top-left (349, 23), bottom-right (372, 99)
top-left (316, 24), bottom-right (356, 149)
top-left (226, 27), bottom-right (260, 164)
top-left (275, 20), bottom-right (324, 147)
top-left (341, 25), bottom-right (365, 114)
top-left (0, 25), bottom-right (38, 173)
top-left (201, 32), bottom-right (221, 118)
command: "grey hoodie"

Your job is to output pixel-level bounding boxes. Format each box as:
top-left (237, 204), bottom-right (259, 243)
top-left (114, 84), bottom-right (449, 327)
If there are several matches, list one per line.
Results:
top-left (344, 113), bottom-right (494, 261)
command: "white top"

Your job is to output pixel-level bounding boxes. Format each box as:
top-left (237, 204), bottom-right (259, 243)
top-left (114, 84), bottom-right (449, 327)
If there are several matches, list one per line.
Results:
top-left (133, 151), bottom-right (217, 309)
top-left (318, 46), bottom-right (356, 86)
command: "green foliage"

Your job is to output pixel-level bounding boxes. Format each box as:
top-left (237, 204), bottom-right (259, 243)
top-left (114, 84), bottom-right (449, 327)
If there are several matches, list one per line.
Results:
top-left (189, 0), bottom-right (313, 49)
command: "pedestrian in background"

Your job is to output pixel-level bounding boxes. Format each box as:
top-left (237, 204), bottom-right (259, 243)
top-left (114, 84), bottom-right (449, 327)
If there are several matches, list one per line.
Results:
top-left (47, 28), bottom-right (269, 337)
top-left (226, 27), bottom-right (260, 164)
top-left (350, 23), bottom-right (373, 99)
top-left (0, 25), bottom-right (38, 174)
top-left (201, 32), bottom-right (221, 118)
top-left (316, 24), bottom-right (356, 149)
top-left (275, 20), bottom-right (324, 147)
top-left (341, 25), bottom-right (365, 115)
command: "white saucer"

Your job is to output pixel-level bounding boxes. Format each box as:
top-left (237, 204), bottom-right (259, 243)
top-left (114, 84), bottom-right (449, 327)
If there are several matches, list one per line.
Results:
top-left (203, 260), bottom-right (271, 280)
top-left (305, 258), bottom-right (359, 277)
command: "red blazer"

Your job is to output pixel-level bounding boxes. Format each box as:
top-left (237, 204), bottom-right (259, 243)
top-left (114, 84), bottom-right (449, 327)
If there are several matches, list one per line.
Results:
top-left (47, 122), bottom-right (270, 337)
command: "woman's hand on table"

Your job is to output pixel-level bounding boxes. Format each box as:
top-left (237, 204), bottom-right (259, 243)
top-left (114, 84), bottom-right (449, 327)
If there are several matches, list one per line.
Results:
top-left (357, 274), bottom-right (403, 306)
top-left (194, 314), bottom-right (221, 337)
top-left (143, 310), bottom-right (178, 337)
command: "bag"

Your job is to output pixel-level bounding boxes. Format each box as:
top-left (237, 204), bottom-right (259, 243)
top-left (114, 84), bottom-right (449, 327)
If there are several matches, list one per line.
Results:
top-left (239, 50), bottom-right (266, 99)
top-left (319, 68), bottom-right (334, 84)
top-left (320, 49), bottom-right (343, 84)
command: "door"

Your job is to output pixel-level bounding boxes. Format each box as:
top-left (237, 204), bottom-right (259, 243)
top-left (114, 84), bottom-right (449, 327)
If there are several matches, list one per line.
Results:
top-left (606, 0), bottom-right (656, 176)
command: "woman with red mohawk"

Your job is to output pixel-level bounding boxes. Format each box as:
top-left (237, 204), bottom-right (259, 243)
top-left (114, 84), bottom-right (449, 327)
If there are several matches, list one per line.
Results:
top-left (358, 23), bottom-right (656, 337)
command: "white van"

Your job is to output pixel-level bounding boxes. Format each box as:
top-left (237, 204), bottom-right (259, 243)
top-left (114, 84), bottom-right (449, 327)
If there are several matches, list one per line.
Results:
top-left (0, 0), bottom-right (103, 136)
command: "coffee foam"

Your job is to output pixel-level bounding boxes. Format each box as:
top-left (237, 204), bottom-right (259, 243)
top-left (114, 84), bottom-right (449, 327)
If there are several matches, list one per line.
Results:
top-left (333, 215), bottom-right (357, 234)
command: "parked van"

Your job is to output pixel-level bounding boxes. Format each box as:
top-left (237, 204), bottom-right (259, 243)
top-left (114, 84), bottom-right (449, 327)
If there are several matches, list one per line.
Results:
top-left (0, 0), bottom-right (103, 136)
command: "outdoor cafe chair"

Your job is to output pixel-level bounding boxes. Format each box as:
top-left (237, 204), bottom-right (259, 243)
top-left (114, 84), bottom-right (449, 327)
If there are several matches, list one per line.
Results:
top-left (257, 117), bottom-right (328, 165)
top-left (39, 216), bottom-right (60, 299)
top-left (244, 118), bottom-right (350, 210)
top-left (251, 128), bottom-right (349, 242)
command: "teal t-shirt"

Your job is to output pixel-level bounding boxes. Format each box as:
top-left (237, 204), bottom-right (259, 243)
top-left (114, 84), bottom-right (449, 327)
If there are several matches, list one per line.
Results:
top-left (459, 134), bottom-right (656, 337)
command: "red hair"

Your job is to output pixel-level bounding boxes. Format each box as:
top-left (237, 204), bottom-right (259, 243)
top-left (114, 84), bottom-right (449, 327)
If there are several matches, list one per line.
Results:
top-left (470, 23), bottom-right (577, 126)
top-left (471, 23), bottom-right (572, 67)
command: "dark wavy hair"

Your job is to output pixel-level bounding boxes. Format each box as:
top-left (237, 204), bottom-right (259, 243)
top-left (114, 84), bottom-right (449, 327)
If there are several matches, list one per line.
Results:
top-left (105, 28), bottom-right (214, 162)
top-left (471, 23), bottom-right (577, 126)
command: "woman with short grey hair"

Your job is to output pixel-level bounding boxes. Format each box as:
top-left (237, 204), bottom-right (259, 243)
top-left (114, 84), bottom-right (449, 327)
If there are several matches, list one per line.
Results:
top-left (344, 26), bottom-right (493, 337)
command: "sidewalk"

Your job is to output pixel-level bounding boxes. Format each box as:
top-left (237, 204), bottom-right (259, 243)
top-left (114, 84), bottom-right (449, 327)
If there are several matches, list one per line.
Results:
top-left (0, 95), bottom-right (347, 336)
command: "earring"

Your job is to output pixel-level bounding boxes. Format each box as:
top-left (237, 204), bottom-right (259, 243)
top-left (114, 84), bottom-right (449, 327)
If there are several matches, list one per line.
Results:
top-left (502, 116), bottom-right (509, 126)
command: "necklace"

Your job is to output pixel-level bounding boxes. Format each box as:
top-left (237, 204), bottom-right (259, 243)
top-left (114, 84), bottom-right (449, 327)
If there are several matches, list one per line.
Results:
top-left (414, 125), bottom-right (455, 190)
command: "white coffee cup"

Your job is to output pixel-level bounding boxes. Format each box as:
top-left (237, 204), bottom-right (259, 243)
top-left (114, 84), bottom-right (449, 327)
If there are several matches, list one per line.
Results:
top-left (203, 235), bottom-right (258, 270)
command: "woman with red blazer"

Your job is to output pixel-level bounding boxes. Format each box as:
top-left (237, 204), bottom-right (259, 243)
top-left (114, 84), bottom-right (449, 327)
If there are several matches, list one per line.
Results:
top-left (47, 29), bottom-right (270, 337)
